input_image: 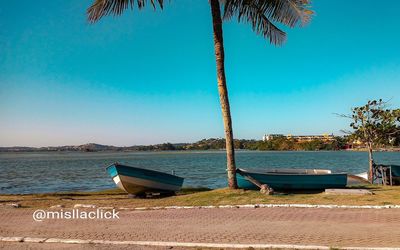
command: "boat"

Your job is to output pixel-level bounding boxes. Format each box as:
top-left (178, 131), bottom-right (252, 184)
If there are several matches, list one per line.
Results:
top-left (236, 168), bottom-right (347, 190)
top-left (106, 163), bottom-right (184, 195)
top-left (354, 172), bottom-right (368, 180)
top-left (387, 165), bottom-right (400, 185)
top-left (371, 164), bottom-right (400, 185)
top-left (347, 172), bottom-right (369, 185)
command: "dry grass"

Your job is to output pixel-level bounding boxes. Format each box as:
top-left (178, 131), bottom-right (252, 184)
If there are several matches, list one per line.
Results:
top-left (1, 185), bottom-right (400, 209)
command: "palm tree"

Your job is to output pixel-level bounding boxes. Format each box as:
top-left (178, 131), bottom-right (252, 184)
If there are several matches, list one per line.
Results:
top-left (87, 0), bottom-right (312, 189)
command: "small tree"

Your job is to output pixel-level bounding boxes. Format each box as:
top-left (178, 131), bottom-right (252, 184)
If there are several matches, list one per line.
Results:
top-left (341, 100), bottom-right (400, 182)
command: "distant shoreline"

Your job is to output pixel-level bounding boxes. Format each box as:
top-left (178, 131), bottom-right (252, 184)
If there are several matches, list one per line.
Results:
top-left (1, 138), bottom-right (399, 153)
top-left (1, 148), bottom-right (399, 153)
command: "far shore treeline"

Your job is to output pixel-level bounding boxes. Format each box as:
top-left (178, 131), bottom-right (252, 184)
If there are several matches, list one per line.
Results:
top-left (2, 136), bottom-right (400, 153)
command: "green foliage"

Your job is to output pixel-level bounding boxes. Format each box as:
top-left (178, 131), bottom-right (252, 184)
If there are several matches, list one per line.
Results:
top-left (222, 0), bottom-right (312, 45)
top-left (123, 137), bottom-right (347, 152)
top-left (1, 137), bottom-right (349, 153)
top-left (180, 137), bottom-right (344, 151)
top-left (341, 99), bottom-right (400, 181)
top-left (87, 0), bottom-right (313, 46)
top-left (395, 133), bottom-right (400, 146)
top-left (300, 139), bottom-right (324, 151)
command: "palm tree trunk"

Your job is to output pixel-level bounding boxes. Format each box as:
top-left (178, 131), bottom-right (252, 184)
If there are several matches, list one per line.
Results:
top-left (209, 0), bottom-right (237, 189)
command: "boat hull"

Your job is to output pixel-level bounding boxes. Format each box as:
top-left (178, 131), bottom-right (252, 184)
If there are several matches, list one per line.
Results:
top-left (389, 165), bottom-right (400, 185)
top-left (236, 169), bottom-right (347, 190)
top-left (107, 163), bottom-right (184, 194)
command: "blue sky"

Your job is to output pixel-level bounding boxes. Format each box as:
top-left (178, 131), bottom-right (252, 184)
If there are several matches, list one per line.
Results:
top-left (1, 0), bottom-right (400, 147)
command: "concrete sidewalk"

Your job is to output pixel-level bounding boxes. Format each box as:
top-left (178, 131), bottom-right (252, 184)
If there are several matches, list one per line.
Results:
top-left (1, 207), bottom-right (400, 249)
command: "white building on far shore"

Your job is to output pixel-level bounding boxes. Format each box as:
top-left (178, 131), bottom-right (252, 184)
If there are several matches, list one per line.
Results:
top-left (263, 133), bottom-right (335, 142)
top-left (262, 134), bottom-right (284, 141)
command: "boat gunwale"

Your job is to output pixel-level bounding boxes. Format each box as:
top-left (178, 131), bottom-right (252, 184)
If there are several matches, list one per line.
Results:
top-left (236, 168), bottom-right (347, 176)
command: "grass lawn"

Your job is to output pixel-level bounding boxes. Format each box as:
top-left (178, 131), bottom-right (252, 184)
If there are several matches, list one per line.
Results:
top-left (1, 185), bottom-right (400, 209)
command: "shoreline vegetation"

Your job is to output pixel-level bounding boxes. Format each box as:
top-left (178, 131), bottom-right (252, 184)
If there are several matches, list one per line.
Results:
top-left (1, 186), bottom-right (400, 209)
top-left (2, 138), bottom-right (400, 153)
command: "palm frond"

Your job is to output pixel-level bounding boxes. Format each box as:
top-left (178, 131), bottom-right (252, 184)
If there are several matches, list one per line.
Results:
top-left (223, 0), bottom-right (313, 45)
top-left (87, 0), bottom-right (164, 23)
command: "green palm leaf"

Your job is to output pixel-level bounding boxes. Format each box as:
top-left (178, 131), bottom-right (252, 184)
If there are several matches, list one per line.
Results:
top-left (87, 0), bottom-right (164, 23)
top-left (223, 0), bottom-right (313, 45)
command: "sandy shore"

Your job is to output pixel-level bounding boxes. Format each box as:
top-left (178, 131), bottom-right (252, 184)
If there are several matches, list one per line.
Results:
top-left (1, 206), bottom-right (400, 249)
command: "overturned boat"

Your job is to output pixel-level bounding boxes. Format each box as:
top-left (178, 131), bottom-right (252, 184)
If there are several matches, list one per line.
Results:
top-left (236, 168), bottom-right (347, 190)
top-left (107, 163), bottom-right (184, 195)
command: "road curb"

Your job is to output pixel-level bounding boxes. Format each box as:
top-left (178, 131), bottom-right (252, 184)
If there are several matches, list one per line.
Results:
top-left (115, 203), bottom-right (400, 211)
top-left (1, 236), bottom-right (399, 250)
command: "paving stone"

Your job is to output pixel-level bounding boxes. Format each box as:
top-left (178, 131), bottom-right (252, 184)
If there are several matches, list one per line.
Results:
top-left (0, 207), bottom-right (399, 247)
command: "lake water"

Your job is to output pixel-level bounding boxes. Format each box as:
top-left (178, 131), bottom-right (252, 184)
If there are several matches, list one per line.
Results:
top-left (1, 151), bottom-right (400, 194)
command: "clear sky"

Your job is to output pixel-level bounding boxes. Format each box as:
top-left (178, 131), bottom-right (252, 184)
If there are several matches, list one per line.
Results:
top-left (1, 0), bottom-right (400, 147)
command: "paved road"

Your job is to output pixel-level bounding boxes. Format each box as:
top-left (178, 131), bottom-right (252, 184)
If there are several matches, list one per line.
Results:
top-left (1, 207), bottom-right (400, 248)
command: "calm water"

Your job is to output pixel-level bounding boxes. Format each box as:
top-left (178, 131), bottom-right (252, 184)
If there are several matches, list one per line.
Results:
top-left (1, 151), bottom-right (400, 194)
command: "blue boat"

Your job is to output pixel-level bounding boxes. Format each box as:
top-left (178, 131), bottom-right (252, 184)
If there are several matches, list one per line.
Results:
top-left (106, 163), bottom-right (184, 195)
top-left (373, 164), bottom-right (400, 185)
top-left (388, 165), bottom-right (400, 185)
top-left (236, 168), bottom-right (347, 190)
top-left (389, 165), bottom-right (400, 177)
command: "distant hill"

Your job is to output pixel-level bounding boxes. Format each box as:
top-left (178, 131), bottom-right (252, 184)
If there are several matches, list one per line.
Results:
top-left (0, 142), bottom-right (188, 152)
top-left (0, 143), bottom-right (118, 152)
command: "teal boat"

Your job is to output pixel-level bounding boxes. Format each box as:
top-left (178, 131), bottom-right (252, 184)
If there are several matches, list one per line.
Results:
top-left (236, 168), bottom-right (347, 190)
top-left (389, 165), bottom-right (400, 176)
top-left (373, 164), bottom-right (400, 185)
top-left (388, 165), bottom-right (400, 185)
top-left (106, 163), bottom-right (184, 195)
